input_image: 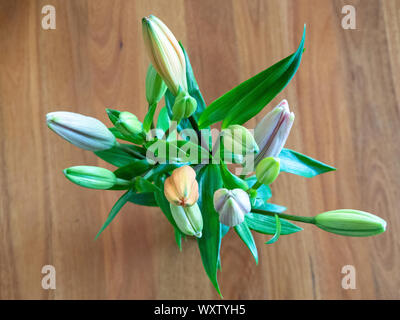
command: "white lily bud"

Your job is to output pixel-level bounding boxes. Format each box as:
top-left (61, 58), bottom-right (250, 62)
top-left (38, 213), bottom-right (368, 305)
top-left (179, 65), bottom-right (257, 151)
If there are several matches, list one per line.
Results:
top-left (213, 188), bottom-right (251, 227)
top-left (142, 15), bottom-right (187, 96)
top-left (46, 111), bottom-right (116, 151)
top-left (254, 100), bottom-right (294, 165)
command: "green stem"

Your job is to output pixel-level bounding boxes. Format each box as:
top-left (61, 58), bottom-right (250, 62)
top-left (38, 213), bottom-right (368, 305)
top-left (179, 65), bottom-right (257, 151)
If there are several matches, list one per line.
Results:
top-left (115, 178), bottom-right (132, 188)
top-left (251, 208), bottom-right (316, 224)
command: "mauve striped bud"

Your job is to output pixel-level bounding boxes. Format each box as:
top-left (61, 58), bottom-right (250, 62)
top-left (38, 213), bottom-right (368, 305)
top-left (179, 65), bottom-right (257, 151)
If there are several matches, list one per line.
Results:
top-left (142, 15), bottom-right (187, 96)
top-left (164, 165), bottom-right (199, 206)
top-left (315, 209), bottom-right (387, 237)
top-left (213, 188), bottom-right (251, 227)
top-left (46, 111), bottom-right (116, 151)
top-left (254, 100), bottom-right (294, 165)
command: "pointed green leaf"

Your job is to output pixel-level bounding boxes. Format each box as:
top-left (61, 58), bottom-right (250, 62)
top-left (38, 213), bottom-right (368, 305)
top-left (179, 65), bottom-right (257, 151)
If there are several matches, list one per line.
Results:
top-left (197, 165), bottom-right (223, 297)
top-left (279, 148), bottom-right (336, 178)
top-left (156, 107), bottom-right (171, 133)
top-left (246, 212), bottom-right (302, 235)
top-left (266, 214), bottom-right (282, 244)
top-left (95, 144), bottom-right (146, 167)
top-left (198, 26), bottom-right (306, 129)
top-left (143, 103), bottom-right (157, 133)
top-left (134, 176), bottom-right (160, 193)
top-left (174, 227), bottom-right (183, 251)
top-left (127, 192), bottom-right (157, 207)
top-left (113, 160), bottom-right (150, 180)
top-left (220, 162), bottom-right (248, 190)
top-left (234, 221), bottom-right (258, 264)
top-left (95, 189), bottom-right (133, 239)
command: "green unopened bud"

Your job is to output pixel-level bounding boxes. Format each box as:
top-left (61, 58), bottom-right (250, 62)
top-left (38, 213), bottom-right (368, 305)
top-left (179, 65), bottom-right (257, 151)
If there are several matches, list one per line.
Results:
top-left (255, 157), bottom-right (280, 185)
top-left (64, 166), bottom-right (117, 189)
top-left (315, 209), bottom-right (387, 237)
top-left (146, 65), bottom-right (167, 105)
top-left (220, 125), bottom-right (259, 159)
top-left (171, 89), bottom-right (197, 122)
top-left (108, 110), bottom-right (145, 144)
top-left (213, 188), bottom-right (251, 227)
top-left (170, 203), bottom-right (203, 237)
top-left (47, 111), bottom-right (116, 151)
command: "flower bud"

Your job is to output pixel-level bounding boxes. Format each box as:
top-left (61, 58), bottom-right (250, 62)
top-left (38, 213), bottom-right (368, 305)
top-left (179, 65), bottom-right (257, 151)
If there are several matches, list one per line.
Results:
top-left (315, 209), bottom-right (387, 237)
top-left (213, 188), bottom-right (251, 227)
top-left (254, 100), bottom-right (294, 165)
top-left (142, 15), bottom-right (187, 96)
top-left (107, 109), bottom-right (145, 145)
top-left (171, 89), bottom-right (197, 122)
top-left (164, 165), bottom-right (199, 206)
top-left (220, 125), bottom-right (259, 159)
top-left (146, 64), bottom-right (167, 105)
top-left (170, 203), bottom-right (203, 237)
top-left (64, 166), bottom-right (117, 189)
top-left (117, 112), bottom-right (145, 144)
top-left (46, 111), bottom-right (116, 151)
top-left (255, 157), bottom-right (280, 185)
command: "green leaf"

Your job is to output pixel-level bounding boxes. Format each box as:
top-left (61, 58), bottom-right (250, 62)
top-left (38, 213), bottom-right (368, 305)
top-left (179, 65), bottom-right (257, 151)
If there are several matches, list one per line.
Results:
top-left (279, 148), bottom-right (336, 178)
top-left (197, 165), bottom-right (223, 297)
top-left (109, 127), bottom-right (138, 144)
top-left (198, 26), bottom-right (306, 129)
top-left (113, 160), bottom-right (150, 180)
top-left (143, 163), bottom-right (183, 181)
top-left (234, 221), bottom-right (258, 264)
top-left (246, 212), bottom-right (302, 235)
top-left (156, 107), bottom-right (170, 133)
top-left (252, 202), bottom-right (287, 213)
top-left (220, 162), bottom-right (248, 190)
top-left (174, 227), bottom-right (183, 251)
top-left (95, 189), bottom-right (133, 239)
top-left (266, 214), bottom-right (281, 244)
top-left (127, 192), bottom-right (158, 207)
top-left (246, 176), bottom-right (272, 202)
top-left (221, 224), bottom-right (230, 238)
top-left (143, 103), bottom-right (157, 133)
top-left (134, 176), bottom-right (160, 193)
top-left (95, 144), bottom-right (146, 167)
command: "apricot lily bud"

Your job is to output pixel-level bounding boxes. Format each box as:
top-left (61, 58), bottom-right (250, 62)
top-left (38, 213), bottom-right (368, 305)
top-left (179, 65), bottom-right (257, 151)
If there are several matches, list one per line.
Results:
top-left (46, 111), bottom-right (116, 151)
top-left (142, 15), bottom-right (187, 96)
top-left (254, 100), bottom-right (294, 165)
top-left (170, 203), bottom-right (203, 238)
top-left (171, 89), bottom-right (197, 122)
top-left (315, 209), bottom-right (387, 237)
top-left (255, 157), bottom-right (280, 185)
top-left (164, 165), bottom-right (199, 206)
top-left (146, 64), bottom-right (167, 105)
top-left (213, 188), bottom-right (251, 227)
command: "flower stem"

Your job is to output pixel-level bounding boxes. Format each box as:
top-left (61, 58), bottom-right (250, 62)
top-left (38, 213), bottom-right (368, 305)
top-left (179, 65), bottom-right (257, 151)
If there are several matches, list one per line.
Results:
top-left (251, 208), bottom-right (316, 224)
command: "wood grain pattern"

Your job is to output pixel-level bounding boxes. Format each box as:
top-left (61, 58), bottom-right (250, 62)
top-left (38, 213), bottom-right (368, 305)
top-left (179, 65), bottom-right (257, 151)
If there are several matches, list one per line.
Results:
top-left (0, 0), bottom-right (399, 299)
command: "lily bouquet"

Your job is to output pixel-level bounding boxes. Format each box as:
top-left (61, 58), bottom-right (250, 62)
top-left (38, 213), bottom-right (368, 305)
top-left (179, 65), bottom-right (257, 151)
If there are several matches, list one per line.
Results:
top-left (46, 15), bottom-right (386, 296)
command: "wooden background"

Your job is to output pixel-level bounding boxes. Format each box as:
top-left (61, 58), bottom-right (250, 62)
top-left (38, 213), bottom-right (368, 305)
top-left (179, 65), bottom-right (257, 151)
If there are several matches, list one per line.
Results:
top-left (0, 0), bottom-right (399, 300)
